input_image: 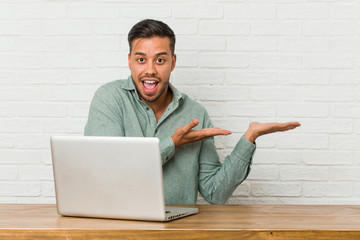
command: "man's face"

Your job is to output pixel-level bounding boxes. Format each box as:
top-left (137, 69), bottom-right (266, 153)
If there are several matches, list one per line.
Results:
top-left (128, 36), bottom-right (176, 103)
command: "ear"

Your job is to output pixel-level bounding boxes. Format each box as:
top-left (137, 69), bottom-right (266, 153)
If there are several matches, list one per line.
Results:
top-left (171, 54), bottom-right (177, 72)
top-left (128, 53), bottom-right (131, 70)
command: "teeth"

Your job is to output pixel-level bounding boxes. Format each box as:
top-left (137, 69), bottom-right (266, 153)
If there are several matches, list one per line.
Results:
top-left (144, 81), bottom-right (156, 84)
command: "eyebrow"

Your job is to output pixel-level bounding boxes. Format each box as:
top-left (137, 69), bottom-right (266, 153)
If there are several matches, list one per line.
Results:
top-left (134, 52), bottom-right (168, 57)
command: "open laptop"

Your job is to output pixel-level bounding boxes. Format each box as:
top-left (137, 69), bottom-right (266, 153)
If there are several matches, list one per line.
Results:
top-left (50, 136), bottom-right (198, 221)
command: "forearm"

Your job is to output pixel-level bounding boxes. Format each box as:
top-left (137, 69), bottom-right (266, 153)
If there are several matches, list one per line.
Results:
top-left (199, 136), bottom-right (256, 204)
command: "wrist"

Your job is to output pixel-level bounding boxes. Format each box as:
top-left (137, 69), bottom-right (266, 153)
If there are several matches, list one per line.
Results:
top-left (244, 127), bottom-right (258, 143)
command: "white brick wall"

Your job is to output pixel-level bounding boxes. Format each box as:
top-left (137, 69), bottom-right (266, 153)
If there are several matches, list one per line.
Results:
top-left (0, 1), bottom-right (359, 205)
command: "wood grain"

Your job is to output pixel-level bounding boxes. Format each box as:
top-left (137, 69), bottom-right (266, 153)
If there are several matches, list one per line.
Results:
top-left (1, 204), bottom-right (360, 239)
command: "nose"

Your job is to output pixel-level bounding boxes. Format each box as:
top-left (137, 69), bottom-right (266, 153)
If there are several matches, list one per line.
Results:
top-left (145, 61), bottom-right (157, 76)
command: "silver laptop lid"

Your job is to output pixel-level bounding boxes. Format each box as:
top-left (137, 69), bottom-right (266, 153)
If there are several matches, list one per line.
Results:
top-left (51, 136), bottom-right (166, 221)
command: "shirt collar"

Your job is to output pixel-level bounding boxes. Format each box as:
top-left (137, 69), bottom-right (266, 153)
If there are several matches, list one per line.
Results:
top-left (122, 75), bottom-right (183, 102)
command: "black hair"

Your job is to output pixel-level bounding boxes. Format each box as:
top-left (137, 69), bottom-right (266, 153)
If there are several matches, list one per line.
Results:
top-left (128, 19), bottom-right (176, 55)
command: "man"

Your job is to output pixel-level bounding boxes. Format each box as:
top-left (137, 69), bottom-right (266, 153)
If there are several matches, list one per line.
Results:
top-left (84, 19), bottom-right (300, 204)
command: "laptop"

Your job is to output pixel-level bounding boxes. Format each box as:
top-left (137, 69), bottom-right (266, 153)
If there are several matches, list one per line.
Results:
top-left (50, 136), bottom-right (198, 221)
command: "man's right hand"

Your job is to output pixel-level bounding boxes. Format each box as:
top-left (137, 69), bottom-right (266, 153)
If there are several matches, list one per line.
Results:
top-left (171, 119), bottom-right (232, 149)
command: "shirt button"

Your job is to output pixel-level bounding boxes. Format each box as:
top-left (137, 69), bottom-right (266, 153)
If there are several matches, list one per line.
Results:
top-left (146, 107), bottom-right (149, 111)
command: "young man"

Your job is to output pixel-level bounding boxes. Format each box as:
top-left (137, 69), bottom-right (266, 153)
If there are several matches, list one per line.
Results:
top-left (84, 19), bottom-right (300, 204)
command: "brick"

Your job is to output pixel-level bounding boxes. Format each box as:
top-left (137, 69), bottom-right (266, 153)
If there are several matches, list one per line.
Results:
top-left (0, 21), bottom-right (41, 36)
top-left (355, 119), bottom-right (360, 134)
top-left (16, 37), bottom-right (66, 51)
top-left (200, 21), bottom-right (250, 36)
top-left (0, 37), bottom-right (15, 51)
top-left (43, 21), bottom-right (93, 36)
top-left (304, 55), bottom-right (353, 69)
top-left (226, 71), bottom-right (277, 85)
top-left (225, 4), bottom-right (277, 19)
top-left (17, 103), bottom-right (68, 118)
top-left (227, 37), bottom-right (277, 52)
top-left (0, 103), bottom-right (16, 117)
top-left (303, 183), bottom-right (352, 197)
top-left (68, 69), bottom-right (125, 84)
top-left (331, 38), bottom-right (360, 52)
top-left (0, 119), bottom-right (40, 133)
top-left (329, 135), bottom-right (360, 150)
top-left (68, 37), bottom-right (120, 51)
top-left (15, 4), bottom-right (67, 19)
top-left (200, 102), bottom-right (225, 117)
top-left (70, 103), bottom-right (91, 118)
top-left (0, 86), bottom-right (41, 101)
top-left (251, 183), bottom-right (301, 197)
top-left (15, 134), bottom-right (51, 149)
top-left (300, 118), bottom-right (353, 134)
top-left (226, 132), bottom-right (276, 148)
top-left (94, 52), bottom-right (129, 68)
top-left (303, 86), bottom-right (354, 101)
top-left (247, 165), bottom-right (279, 180)
top-left (0, 135), bottom-right (14, 148)
top-left (330, 167), bottom-right (360, 180)
top-left (252, 134), bottom-right (276, 148)
top-left (70, 4), bottom-right (120, 19)
top-left (41, 85), bottom-right (93, 102)
top-left (175, 52), bottom-right (198, 68)
top-left (121, 6), bottom-right (171, 18)
top-left (19, 166), bottom-right (53, 181)
top-left (0, 150), bottom-right (43, 164)
top-left (173, 5), bottom-right (223, 19)
top-left (278, 4), bottom-right (329, 19)
top-left (278, 134), bottom-right (328, 149)
top-left (211, 118), bottom-right (251, 133)
top-left (198, 86), bottom-right (248, 101)
top-left (171, 69), bottom-right (224, 85)
top-left (0, 183), bottom-right (41, 197)
top-left (280, 166), bottom-right (328, 181)
top-left (333, 103), bottom-right (360, 118)
top-left (232, 182), bottom-right (250, 197)
top-left (42, 182), bottom-right (55, 197)
top-left (331, 71), bottom-right (360, 84)
top-left (200, 53), bottom-right (248, 68)
top-left (40, 53), bottom-right (92, 68)
top-left (227, 102), bottom-right (276, 117)
top-left (253, 150), bottom-right (302, 164)
top-left (330, 4), bottom-right (360, 19)
top-left (42, 119), bottom-right (87, 134)
top-left (278, 37), bottom-right (329, 52)
top-left (0, 5), bottom-right (14, 19)
top-left (17, 70), bottom-right (68, 85)
top-left (279, 70), bottom-right (329, 85)
top-left (177, 36), bottom-right (225, 51)
top-left (251, 54), bottom-right (301, 69)
top-left (0, 54), bottom-right (40, 69)
top-left (278, 103), bottom-right (329, 117)
top-left (303, 150), bottom-right (353, 165)
top-left (95, 20), bottom-right (133, 35)
top-left (304, 21), bottom-right (355, 36)
top-left (166, 20), bottom-right (198, 35)
top-left (249, 86), bottom-right (302, 101)
top-left (176, 85), bottom-right (197, 100)
top-left (0, 72), bottom-right (16, 84)
top-left (0, 166), bottom-right (18, 180)
top-left (252, 21), bottom-right (301, 36)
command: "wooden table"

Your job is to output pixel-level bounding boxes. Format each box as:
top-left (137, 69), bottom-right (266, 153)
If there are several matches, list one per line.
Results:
top-left (1, 204), bottom-right (360, 239)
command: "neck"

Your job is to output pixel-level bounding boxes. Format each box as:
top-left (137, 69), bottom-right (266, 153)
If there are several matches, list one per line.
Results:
top-left (142, 87), bottom-right (173, 122)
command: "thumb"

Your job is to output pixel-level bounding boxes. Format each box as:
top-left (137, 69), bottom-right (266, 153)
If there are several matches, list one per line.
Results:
top-left (183, 119), bottom-right (199, 132)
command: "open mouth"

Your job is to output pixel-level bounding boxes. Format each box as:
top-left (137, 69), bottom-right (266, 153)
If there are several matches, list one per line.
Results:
top-left (142, 80), bottom-right (159, 93)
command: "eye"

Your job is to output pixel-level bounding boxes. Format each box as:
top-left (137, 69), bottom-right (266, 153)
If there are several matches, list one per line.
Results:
top-left (156, 58), bottom-right (165, 64)
top-left (137, 58), bottom-right (145, 63)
